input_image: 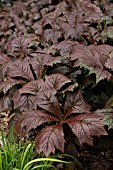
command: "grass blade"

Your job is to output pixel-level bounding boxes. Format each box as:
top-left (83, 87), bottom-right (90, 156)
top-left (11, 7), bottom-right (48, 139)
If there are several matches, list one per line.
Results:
top-left (23, 158), bottom-right (69, 170)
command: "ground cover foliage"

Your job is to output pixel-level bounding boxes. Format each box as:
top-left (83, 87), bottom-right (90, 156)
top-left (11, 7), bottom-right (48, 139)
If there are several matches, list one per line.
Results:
top-left (1, 0), bottom-right (113, 169)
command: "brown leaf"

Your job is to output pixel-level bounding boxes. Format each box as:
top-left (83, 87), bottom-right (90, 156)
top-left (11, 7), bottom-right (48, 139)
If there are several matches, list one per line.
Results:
top-left (67, 113), bottom-right (107, 145)
top-left (35, 124), bottom-right (65, 156)
top-left (64, 90), bottom-right (91, 118)
top-left (44, 73), bottom-right (71, 91)
top-left (7, 58), bottom-right (34, 81)
top-left (13, 92), bottom-right (35, 111)
top-left (21, 110), bottom-right (59, 133)
top-left (0, 78), bottom-right (24, 94)
top-left (35, 90), bottom-right (62, 119)
top-left (19, 79), bottom-right (44, 95)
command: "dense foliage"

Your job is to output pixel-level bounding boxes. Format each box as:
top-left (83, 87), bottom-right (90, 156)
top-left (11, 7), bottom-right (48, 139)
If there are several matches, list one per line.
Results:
top-left (1, 0), bottom-right (113, 159)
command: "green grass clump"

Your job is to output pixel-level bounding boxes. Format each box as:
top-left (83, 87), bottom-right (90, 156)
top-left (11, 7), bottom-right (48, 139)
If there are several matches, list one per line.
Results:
top-left (0, 130), bottom-right (69, 170)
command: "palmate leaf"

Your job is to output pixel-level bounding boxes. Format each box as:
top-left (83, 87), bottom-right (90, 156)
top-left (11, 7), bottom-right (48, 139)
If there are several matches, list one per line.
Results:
top-left (35, 124), bottom-right (65, 157)
top-left (7, 58), bottom-right (34, 81)
top-left (66, 113), bottom-right (107, 145)
top-left (70, 44), bottom-right (113, 83)
top-left (20, 110), bottom-right (59, 133)
top-left (0, 78), bottom-right (24, 94)
top-left (62, 12), bottom-right (88, 40)
top-left (13, 92), bottom-right (35, 111)
top-left (35, 90), bottom-right (62, 119)
top-left (44, 73), bottom-right (71, 91)
top-left (29, 51), bottom-right (61, 79)
top-left (64, 90), bottom-right (91, 118)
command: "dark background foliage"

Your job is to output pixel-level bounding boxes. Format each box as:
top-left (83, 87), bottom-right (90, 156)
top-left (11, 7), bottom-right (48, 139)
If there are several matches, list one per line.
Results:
top-left (1, 0), bottom-right (113, 169)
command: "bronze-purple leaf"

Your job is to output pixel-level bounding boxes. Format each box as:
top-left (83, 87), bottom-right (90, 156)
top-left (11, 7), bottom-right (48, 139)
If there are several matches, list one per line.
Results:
top-left (0, 95), bottom-right (12, 112)
top-left (70, 44), bottom-right (112, 83)
top-left (13, 92), bottom-right (35, 111)
top-left (35, 89), bottom-right (62, 119)
top-left (0, 52), bottom-right (11, 66)
top-left (7, 58), bottom-right (34, 81)
top-left (42, 29), bottom-right (62, 45)
top-left (67, 113), bottom-right (107, 145)
top-left (47, 40), bottom-right (78, 55)
top-left (64, 90), bottom-right (91, 118)
top-left (7, 36), bottom-right (32, 59)
top-left (19, 79), bottom-right (44, 95)
top-left (0, 78), bottom-right (24, 94)
top-left (29, 51), bottom-right (61, 79)
top-left (35, 124), bottom-right (65, 157)
top-left (21, 110), bottom-right (59, 133)
top-left (44, 73), bottom-right (71, 91)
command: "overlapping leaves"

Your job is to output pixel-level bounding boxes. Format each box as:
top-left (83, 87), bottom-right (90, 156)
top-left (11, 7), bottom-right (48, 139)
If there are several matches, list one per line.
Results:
top-left (17, 89), bottom-right (107, 156)
top-left (0, 0), bottom-right (112, 158)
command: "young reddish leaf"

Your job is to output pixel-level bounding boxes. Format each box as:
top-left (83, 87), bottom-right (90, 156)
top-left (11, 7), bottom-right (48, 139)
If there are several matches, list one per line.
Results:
top-left (66, 113), bottom-right (107, 145)
top-left (7, 58), bottom-right (34, 81)
top-left (35, 90), bottom-right (62, 119)
top-left (20, 110), bottom-right (59, 133)
top-left (0, 78), bottom-right (24, 94)
top-left (35, 124), bottom-right (65, 156)
top-left (19, 79), bottom-right (44, 95)
top-left (64, 90), bottom-right (91, 118)
top-left (13, 92), bottom-right (35, 111)
top-left (44, 73), bottom-right (71, 91)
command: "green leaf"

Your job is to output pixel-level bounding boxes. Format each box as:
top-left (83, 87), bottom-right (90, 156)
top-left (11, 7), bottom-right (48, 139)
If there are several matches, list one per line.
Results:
top-left (23, 158), bottom-right (69, 170)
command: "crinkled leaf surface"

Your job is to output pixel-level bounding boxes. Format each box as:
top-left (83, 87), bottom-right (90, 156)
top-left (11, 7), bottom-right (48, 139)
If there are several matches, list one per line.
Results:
top-left (20, 110), bottom-right (59, 133)
top-left (7, 58), bottom-right (34, 80)
top-left (70, 44), bottom-right (113, 83)
top-left (13, 92), bottom-right (35, 111)
top-left (35, 124), bottom-right (64, 157)
top-left (67, 113), bottom-right (107, 145)
top-left (0, 78), bottom-right (24, 94)
top-left (42, 29), bottom-right (62, 45)
top-left (29, 51), bottom-right (61, 79)
top-left (44, 73), bottom-right (71, 91)
top-left (35, 89), bottom-right (62, 119)
top-left (47, 40), bottom-right (78, 55)
top-left (19, 79), bottom-right (44, 95)
top-left (7, 36), bottom-right (32, 59)
top-left (64, 90), bottom-right (91, 118)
